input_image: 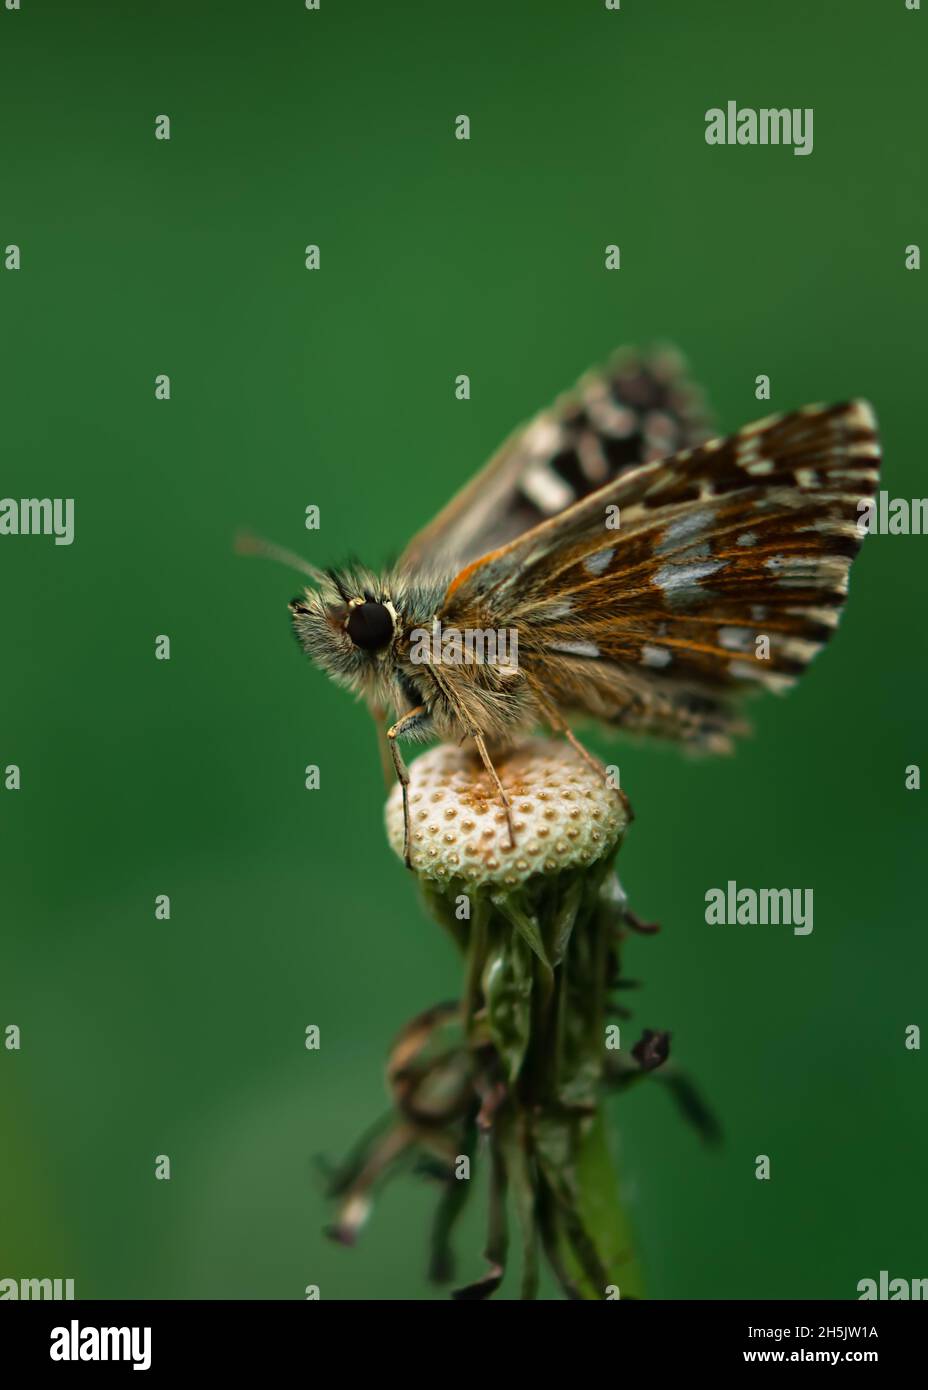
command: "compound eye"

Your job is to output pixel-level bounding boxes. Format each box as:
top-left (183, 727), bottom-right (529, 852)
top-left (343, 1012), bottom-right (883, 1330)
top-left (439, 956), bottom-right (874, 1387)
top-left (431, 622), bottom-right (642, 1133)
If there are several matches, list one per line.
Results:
top-left (346, 601), bottom-right (393, 652)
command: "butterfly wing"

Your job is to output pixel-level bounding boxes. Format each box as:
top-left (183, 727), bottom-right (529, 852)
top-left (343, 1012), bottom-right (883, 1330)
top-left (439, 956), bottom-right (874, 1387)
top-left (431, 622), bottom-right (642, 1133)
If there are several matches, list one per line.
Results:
top-left (397, 346), bottom-right (711, 574)
top-left (437, 400), bottom-right (880, 752)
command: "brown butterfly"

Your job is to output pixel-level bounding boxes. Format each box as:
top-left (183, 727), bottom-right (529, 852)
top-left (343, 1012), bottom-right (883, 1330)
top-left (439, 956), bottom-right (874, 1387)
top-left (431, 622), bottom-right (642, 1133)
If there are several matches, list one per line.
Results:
top-left (243, 349), bottom-right (880, 867)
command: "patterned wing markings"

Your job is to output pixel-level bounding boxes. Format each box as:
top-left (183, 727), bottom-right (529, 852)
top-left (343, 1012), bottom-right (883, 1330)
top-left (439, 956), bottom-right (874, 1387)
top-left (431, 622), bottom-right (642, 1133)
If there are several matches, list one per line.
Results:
top-left (438, 400), bottom-right (880, 750)
top-left (398, 346), bottom-right (711, 574)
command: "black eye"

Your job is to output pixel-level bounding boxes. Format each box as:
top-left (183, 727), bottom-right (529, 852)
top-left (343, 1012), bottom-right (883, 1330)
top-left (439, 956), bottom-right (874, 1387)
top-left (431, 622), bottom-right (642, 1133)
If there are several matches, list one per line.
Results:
top-left (346, 601), bottom-right (393, 652)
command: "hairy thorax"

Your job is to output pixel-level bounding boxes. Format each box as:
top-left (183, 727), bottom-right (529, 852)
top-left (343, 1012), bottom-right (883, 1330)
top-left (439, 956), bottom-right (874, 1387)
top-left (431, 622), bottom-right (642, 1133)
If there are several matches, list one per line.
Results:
top-left (391, 643), bottom-right (538, 745)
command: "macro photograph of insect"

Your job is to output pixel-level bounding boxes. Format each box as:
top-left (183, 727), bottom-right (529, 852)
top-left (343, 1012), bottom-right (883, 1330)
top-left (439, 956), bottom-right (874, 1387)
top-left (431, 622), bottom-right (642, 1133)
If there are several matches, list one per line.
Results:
top-left (1, 0), bottom-right (926, 1361)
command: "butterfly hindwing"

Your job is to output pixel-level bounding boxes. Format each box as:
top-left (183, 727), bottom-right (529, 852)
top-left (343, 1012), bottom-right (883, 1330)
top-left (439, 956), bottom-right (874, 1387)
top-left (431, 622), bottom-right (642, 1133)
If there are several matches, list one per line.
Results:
top-left (398, 346), bottom-right (711, 574)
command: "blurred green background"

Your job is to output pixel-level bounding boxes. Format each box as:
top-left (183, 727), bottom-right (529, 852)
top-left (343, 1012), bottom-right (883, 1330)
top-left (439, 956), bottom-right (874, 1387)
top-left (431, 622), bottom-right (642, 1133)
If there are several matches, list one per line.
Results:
top-left (1, 0), bottom-right (925, 1300)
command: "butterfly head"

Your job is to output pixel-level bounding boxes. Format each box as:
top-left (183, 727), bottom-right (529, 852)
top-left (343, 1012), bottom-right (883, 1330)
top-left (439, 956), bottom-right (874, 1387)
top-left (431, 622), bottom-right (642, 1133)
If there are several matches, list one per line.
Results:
top-left (289, 566), bottom-right (398, 695)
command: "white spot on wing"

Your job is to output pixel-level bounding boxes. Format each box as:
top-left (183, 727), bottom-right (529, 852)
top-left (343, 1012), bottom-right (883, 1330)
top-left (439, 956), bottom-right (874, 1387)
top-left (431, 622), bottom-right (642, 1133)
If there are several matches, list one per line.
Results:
top-left (764, 552), bottom-right (850, 588)
top-left (644, 410), bottom-right (676, 451)
top-left (718, 627), bottom-right (753, 652)
top-left (846, 399), bottom-right (878, 433)
top-left (551, 640), bottom-right (600, 658)
top-left (846, 441), bottom-right (880, 460)
top-left (583, 547), bottom-right (615, 576)
top-left (521, 464), bottom-right (573, 514)
top-left (729, 660), bottom-right (794, 692)
top-left (607, 406), bottom-right (637, 437)
top-left (736, 531), bottom-right (758, 547)
top-left (789, 605), bottom-right (839, 628)
top-left (829, 466), bottom-right (878, 482)
top-left (656, 507), bottom-right (717, 555)
top-left (641, 644), bottom-right (672, 668)
top-left (779, 637), bottom-right (820, 663)
top-left (524, 417), bottom-right (563, 457)
top-left (582, 381), bottom-right (637, 437)
top-left (577, 433), bottom-right (610, 483)
top-left (653, 558), bottom-right (725, 601)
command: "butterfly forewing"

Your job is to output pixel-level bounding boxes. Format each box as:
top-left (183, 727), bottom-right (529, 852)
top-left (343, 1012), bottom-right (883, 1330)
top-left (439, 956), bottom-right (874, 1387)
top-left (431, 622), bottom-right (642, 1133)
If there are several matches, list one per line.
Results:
top-left (438, 400), bottom-right (880, 750)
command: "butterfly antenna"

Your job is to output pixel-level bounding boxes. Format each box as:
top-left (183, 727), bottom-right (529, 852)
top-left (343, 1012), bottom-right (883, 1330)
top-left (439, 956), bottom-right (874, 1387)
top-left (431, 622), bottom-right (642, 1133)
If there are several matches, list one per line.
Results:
top-left (235, 531), bottom-right (327, 585)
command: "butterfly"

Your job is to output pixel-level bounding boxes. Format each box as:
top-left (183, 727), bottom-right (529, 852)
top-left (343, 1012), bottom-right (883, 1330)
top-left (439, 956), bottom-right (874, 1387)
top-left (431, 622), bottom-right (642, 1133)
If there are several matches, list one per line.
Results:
top-left (244, 348), bottom-right (880, 868)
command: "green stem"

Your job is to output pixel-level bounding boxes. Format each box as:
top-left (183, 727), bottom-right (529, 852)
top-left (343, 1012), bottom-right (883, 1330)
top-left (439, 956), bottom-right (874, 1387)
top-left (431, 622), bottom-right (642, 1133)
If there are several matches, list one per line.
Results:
top-left (461, 860), bottom-right (644, 1298)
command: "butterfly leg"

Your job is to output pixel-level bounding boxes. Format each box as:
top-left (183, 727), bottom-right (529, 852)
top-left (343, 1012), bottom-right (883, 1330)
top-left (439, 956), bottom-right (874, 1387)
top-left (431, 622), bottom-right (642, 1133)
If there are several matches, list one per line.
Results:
top-left (368, 703), bottom-right (394, 791)
top-left (526, 677), bottom-right (608, 781)
top-left (471, 732), bottom-right (516, 849)
top-left (526, 677), bottom-right (634, 820)
top-left (562, 725), bottom-right (608, 779)
top-left (386, 706), bottom-right (427, 869)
